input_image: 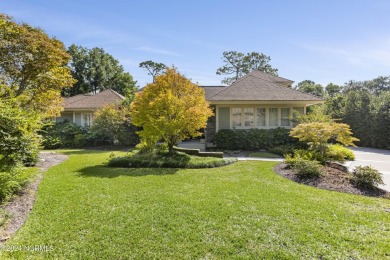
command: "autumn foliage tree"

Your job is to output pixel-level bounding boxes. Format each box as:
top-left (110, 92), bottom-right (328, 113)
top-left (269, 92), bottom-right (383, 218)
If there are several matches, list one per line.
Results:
top-left (290, 122), bottom-right (359, 158)
top-left (0, 14), bottom-right (75, 118)
top-left (130, 68), bottom-right (213, 152)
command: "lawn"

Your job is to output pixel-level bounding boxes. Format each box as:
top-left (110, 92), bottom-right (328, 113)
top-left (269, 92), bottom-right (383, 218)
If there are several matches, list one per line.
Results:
top-left (247, 151), bottom-right (283, 159)
top-left (2, 150), bottom-right (390, 259)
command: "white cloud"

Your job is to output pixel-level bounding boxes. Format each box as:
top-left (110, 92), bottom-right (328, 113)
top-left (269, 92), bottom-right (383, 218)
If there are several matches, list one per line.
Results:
top-left (134, 46), bottom-right (180, 56)
top-left (300, 41), bottom-right (390, 67)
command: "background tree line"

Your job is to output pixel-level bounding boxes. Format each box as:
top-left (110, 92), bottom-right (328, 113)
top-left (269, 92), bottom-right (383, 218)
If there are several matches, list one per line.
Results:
top-left (294, 77), bottom-right (390, 149)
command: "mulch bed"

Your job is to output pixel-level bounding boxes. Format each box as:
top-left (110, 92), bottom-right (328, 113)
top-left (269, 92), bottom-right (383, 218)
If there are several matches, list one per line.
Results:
top-left (0, 152), bottom-right (68, 243)
top-left (274, 162), bottom-right (390, 199)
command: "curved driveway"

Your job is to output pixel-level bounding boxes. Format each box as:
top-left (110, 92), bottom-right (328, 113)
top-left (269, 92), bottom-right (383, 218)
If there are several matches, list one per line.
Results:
top-left (346, 147), bottom-right (390, 192)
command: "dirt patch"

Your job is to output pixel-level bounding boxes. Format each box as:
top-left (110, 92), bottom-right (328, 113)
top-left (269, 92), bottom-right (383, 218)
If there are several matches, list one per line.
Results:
top-left (274, 162), bottom-right (390, 199)
top-left (0, 152), bottom-right (68, 243)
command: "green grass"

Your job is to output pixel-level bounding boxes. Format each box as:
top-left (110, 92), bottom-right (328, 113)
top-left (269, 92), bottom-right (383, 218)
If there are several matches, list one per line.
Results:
top-left (2, 150), bottom-right (390, 259)
top-left (248, 151), bottom-right (283, 158)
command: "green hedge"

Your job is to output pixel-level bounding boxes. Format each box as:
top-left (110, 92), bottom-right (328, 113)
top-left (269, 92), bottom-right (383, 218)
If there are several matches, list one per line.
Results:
top-left (214, 128), bottom-right (296, 150)
top-left (108, 152), bottom-right (236, 169)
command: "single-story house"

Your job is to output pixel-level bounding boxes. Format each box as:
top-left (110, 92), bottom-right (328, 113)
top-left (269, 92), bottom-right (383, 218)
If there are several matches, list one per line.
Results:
top-left (55, 89), bottom-right (125, 127)
top-left (201, 70), bottom-right (325, 147)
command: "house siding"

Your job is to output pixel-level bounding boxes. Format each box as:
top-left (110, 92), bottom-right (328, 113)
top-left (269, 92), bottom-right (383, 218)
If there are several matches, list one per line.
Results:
top-left (218, 107), bottom-right (230, 130)
top-left (205, 106), bottom-right (216, 144)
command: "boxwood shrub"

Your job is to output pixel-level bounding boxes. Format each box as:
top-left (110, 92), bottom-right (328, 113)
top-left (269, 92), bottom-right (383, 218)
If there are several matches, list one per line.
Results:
top-left (214, 128), bottom-right (297, 150)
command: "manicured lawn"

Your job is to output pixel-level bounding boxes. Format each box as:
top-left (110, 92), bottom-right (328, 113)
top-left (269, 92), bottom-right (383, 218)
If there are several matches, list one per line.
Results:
top-left (247, 151), bottom-right (283, 158)
top-left (2, 150), bottom-right (390, 259)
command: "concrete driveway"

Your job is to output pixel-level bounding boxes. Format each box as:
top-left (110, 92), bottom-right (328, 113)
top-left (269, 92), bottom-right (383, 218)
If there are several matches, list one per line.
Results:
top-left (346, 147), bottom-right (390, 192)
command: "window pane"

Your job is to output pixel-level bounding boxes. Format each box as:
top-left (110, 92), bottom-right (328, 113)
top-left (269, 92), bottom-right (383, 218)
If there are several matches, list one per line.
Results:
top-left (269, 108), bottom-right (278, 126)
top-left (232, 108), bottom-right (241, 127)
top-left (244, 108), bottom-right (254, 126)
top-left (281, 108), bottom-right (290, 126)
top-left (256, 108), bottom-right (266, 126)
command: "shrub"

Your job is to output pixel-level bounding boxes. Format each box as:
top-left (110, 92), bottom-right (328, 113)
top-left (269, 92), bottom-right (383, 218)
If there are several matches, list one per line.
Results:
top-left (41, 121), bottom-right (111, 148)
top-left (293, 149), bottom-right (324, 163)
top-left (0, 99), bottom-right (41, 168)
top-left (285, 155), bottom-right (323, 178)
top-left (92, 104), bottom-right (139, 146)
top-left (214, 128), bottom-right (296, 150)
top-left (325, 144), bottom-right (355, 162)
top-left (268, 144), bottom-right (296, 156)
top-left (108, 152), bottom-right (235, 169)
top-left (0, 168), bottom-right (37, 202)
top-left (350, 166), bottom-right (384, 189)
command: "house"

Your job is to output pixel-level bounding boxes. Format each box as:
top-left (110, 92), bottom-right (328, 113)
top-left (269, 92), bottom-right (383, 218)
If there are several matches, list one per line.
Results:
top-left (56, 89), bottom-right (125, 127)
top-left (201, 70), bottom-right (325, 147)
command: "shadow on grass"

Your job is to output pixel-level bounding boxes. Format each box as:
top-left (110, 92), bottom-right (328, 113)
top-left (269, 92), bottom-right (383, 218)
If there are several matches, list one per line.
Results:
top-left (46, 148), bottom-right (133, 156)
top-left (77, 165), bottom-right (179, 178)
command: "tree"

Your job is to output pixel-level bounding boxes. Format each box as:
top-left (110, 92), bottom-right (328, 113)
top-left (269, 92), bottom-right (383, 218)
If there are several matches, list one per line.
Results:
top-left (290, 122), bottom-right (359, 158)
top-left (216, 51), bottom-right (278, 85)
top-left (325, 83), bottom-right (342, 97)
top-left (0, 14), bottom-right (75, 117)
top-left (63, 44), bottom-right (137, 98)
top-left (139, 60), bottom-right (167, 83)
top-left (294, 80), bottom-right (324, 97)
top-left (130, 68), bottom-right (213, 152)
top-left (92, 104), bottom-right (138, 146)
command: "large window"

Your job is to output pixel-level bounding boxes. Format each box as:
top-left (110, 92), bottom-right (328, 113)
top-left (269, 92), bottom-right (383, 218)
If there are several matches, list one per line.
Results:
top-left (281, 108), bottom-right (291, 126)
top-left (256, 108), bottom-right (266, 127)
top-left (244, 108), bottom-right (254, 126)
top-left (82, 113), bottom-right (92, 127)
top-left (229, 107), bottom-right (297, 129)
top-left (269, 108), bottom-right (278, 126)
top-left (232, 108), bottom-right (241, 127)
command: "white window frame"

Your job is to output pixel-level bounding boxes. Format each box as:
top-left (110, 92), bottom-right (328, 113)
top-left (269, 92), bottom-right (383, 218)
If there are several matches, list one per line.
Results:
top-left (81, 113), bottom-right (93, 127)
top-left (229, 106), bottom-right (304, 129)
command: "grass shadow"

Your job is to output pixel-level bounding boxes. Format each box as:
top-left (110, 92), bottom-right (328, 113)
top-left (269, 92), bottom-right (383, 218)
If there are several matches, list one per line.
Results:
top-left (77, 165), bottom-right (179, 178)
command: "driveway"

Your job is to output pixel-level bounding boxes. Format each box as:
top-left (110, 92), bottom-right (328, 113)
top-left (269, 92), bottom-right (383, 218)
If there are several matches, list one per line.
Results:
top-left (346, 147), bottom-right (390, 192)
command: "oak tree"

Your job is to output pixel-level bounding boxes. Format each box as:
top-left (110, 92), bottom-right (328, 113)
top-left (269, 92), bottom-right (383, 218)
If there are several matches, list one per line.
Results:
top-left (64, 44), bottom-right (137, 99)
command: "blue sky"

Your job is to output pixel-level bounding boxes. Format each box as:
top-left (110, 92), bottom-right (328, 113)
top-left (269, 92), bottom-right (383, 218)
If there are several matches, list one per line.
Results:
top-left (2, 0), bottom-right (390, 87)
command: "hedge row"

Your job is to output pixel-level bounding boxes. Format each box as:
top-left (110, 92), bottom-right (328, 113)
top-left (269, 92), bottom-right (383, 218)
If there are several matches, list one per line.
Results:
top-left (214, 128), bottom-right (297, 150)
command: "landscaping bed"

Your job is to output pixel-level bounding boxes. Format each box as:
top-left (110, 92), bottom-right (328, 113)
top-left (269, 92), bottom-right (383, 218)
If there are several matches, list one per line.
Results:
top-left (108, 151), bottom-right (236, 168)
top-left (0, 152), bottom-right (68, 243)
top-left (275, 162), bottom-right (390, 199)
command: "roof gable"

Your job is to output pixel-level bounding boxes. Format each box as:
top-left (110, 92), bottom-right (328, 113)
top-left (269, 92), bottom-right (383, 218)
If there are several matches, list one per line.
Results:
top-left (63, 89), bottom-right (125, 110)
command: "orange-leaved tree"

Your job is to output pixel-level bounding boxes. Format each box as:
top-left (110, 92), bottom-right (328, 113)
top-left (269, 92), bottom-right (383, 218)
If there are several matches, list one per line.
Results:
top-left (130, 68), bottom-right (213, 153)
top-left (0, 14), bottom-right (75, 118)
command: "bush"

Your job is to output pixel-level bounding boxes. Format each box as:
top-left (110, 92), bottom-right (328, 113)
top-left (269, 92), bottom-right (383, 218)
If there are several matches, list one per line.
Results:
top-left (0, 168), bottom-right (37, 202)
top-left (214, 128), bottom-right (296, 150)
top-left (350, 166), bottom-right (384, 189)
top-left (41, 121), bottom-right (111, 148)
top-left (0, 99), bottom-right (41, 168)
top-left (268, 144), bottom-right (296, 156)
top-left (285, 155), bottom-right (323, 178)
top-left (92, 105), bottom-right (139, 146)
top-left (108, 152), bottom-right (236, 169)
top-left (325, 144), bottom-right (355, 162)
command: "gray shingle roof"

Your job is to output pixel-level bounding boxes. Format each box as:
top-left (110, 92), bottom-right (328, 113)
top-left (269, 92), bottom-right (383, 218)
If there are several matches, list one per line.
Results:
top-left (63, 89), bottom-right (124, 110)
top-left (204, 71), bottom-right (324, 101)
